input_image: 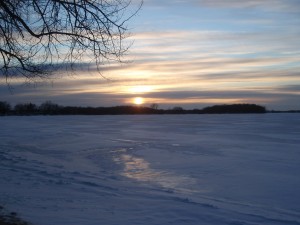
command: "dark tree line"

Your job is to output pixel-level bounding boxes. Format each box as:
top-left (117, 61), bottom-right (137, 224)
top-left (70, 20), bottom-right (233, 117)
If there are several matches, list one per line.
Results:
top-left (201, 104), bottom-right (266, 114)
top-left (0, 101), bottom-right (269, 116)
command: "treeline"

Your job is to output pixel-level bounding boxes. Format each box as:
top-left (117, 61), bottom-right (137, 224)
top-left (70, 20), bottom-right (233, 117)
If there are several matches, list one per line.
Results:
top-left (201, 104), bottom-right (266, 114)
top-left (0, 101), bottom-right (268, 116)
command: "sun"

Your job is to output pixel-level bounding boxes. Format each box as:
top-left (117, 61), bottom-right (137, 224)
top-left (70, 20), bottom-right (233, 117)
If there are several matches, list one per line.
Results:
top-left (133, 97), bottom-right (144, 105)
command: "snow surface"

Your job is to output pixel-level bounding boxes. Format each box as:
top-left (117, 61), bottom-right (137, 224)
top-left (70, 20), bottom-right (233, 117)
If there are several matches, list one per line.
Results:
top-left (0, 114), bottom-right (300, 225)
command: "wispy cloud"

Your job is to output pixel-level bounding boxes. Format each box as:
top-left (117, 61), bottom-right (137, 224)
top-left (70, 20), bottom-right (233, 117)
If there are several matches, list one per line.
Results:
top-left (197, 0), bottom-right (300, 12)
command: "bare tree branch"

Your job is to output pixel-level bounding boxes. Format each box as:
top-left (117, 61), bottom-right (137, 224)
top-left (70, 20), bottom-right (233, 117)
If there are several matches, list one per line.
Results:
top-left (0, 0), bottom-right (142, 80)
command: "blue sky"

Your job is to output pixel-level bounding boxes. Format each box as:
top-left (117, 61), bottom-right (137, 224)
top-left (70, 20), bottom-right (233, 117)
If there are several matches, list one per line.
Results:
top-left (1, 0), bottom-right (300, 110)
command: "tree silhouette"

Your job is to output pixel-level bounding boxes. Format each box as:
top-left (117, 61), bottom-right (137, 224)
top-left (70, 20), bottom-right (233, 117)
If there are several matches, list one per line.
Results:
top-left (150, 103), bottom-right (159, 110)
top-left (0, 101), bottom-right (11, 115)
top-left (201, 104), bottom-right (266, 114)
top-left (39, 100), bottom-right (61, 114)
top-left (14, 102), bottom-right (37, 115)
top-left (0, 0), bottom-right (141, 80)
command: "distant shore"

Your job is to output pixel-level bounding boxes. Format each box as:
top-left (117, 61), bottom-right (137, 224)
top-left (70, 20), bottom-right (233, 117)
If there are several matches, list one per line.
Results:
top-left (1, 101), bottom-right (300, 116)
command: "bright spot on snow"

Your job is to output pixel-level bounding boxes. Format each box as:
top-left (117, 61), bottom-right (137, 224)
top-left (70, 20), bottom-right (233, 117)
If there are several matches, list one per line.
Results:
top-left (121, 154), bottom-right (151, 180)
top-left (119, 154), bottom-right (198, 193)
top-left (133, 97), bottom-right (144, 105)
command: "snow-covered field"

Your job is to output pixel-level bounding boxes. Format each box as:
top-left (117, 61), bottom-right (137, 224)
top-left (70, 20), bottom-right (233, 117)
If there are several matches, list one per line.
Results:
top-left (1, 114), bottom-right (300, 225)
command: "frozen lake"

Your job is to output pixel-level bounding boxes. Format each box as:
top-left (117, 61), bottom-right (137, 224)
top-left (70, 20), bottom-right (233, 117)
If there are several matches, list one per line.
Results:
top-left (1, 114), bottom-right (300, 225)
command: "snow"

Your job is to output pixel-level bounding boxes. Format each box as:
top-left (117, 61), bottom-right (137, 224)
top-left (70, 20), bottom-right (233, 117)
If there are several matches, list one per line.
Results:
top-left (0, 114), bottom-right (300, 225)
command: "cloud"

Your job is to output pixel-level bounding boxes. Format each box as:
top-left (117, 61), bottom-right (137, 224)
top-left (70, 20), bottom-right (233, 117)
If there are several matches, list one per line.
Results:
top-left (125, 29), bottom-right (300, 86)
top-left (273, 85), bottom-right (300, 93)
top-left (151, 0), bottom-right (300, 13)
top-left (137, 0), bottom-right (300, 13)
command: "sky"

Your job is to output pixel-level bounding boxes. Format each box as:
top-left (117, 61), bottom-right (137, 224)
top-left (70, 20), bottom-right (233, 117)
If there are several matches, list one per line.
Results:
top-left (1, 0), bottom-right (300, 110)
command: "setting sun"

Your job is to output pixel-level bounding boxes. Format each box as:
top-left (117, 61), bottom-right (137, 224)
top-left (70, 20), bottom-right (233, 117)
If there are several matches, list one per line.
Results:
top-left (133, 97), bottom-right (144, 105)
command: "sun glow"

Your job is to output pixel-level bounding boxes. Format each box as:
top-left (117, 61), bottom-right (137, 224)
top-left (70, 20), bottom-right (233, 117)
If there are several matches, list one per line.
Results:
top-left (128, 86), bottom-right (154, 94)
top-left (133, 97), bottom-right (144, 105)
